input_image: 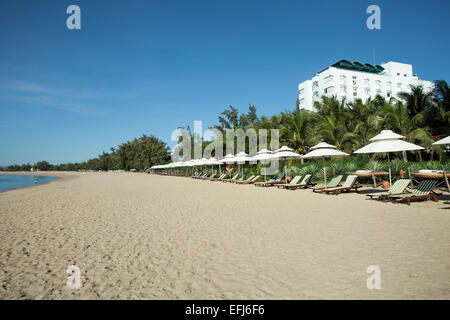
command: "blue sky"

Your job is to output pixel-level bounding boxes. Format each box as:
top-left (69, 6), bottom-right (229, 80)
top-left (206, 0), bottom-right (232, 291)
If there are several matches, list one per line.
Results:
top-left (0, 0), bottom-right (449, 165)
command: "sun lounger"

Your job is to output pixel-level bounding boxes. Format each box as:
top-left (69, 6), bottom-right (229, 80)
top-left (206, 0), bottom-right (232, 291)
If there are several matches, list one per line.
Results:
top-left (204, 173), bottom-right (217, 180)
top-left (390, 179), bottom-right (438, 205)
top-left (235, 175), bottom-right (261, 184)
top-left (312, 175), bottom-right (343, 193)
top-left (322, 175), bottom-right (360, 195)
top-left (281, 174), bottom-right (313, 190)
top-left (222, 173), bottom-right (240, 182)
top-left (277, 176), bottom-right (302, 189)
top-left (210, 173), bottom-right (227, 181)
top-left (254, 173), bottom-right (285, 187)
top-left (231, 175), bottom-right (254, 184)
top-left (366, 179), bottom-right (411, 201)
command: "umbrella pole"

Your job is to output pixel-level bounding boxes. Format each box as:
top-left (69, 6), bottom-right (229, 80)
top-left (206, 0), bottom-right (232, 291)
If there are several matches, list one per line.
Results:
top-left (285, 160), bottom-right (287, 183)
top-left (323, 157), bottom-right (327, 189)
top-left (388, 153), bottom-right (392, 193)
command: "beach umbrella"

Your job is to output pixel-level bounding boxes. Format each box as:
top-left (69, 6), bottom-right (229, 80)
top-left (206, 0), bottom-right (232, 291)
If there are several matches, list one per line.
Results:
top-left (233, 152), bottom-right (251, 179)
top-left (219, 154), bottom-right (237, 178)
top-left (433, 136), bottom-right (450, 146)
top-left (354, 129), bottom-right (424, 190)
top-left (249, 149), bottom-right (273, 181)
top-left (269, 146), bottom-right (302, 183)
top-left (302, 142), bottom-right (349, 188)
top-left (206, 157), bottom-right (220, 175)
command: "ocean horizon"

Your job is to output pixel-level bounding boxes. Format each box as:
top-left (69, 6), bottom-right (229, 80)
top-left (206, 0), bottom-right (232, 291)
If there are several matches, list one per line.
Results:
top-left (0, 174), bottom-right (59, 192)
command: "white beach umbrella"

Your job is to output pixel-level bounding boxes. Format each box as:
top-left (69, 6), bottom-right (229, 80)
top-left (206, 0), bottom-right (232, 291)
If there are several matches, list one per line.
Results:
top-left (354, 129), bottom-right (424, 190)
top-left (206, 157), bottom-right (220, 174)
top-left (233, 152), bottom-right (251, 179)
top-left (433, 136), bottom-right (450, 146)
top-left (219, 154), bottom-right (237, 178)
top-left (302, 142), bottom-right (349, 188)
top-left (249, 149), bottom-right (274, 181)
top-left (269, 146), bottom-right (302, 183)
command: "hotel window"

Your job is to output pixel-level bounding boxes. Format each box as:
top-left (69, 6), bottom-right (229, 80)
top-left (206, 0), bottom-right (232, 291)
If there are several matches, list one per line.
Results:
top-left (375, 80), bottom-right (381, 88)
top-left (397, 73), bottom-right (400, 76)
top-left (376, 89), bottom-right (382, 95)
top-left (387, 91), bottom-right (392, 98)
top-left (340, 85), bottom-right (347, 94)
top-left (386, 81), bottom-right (392, 88)
top-left (364, 78), bottom-right (370, 86)
top-left (365, 87), bottom-right (371, 95)
top-left (353, 92), bottom-right (357, 97)
top-left (299, 98), bottom-right (305, 105)
top-left (313, 91), bottom-right (319, 97)
top-left (312, 81), bottom-right (319, 91)
top-left (340, 75), bottom-right (346, 83)
top-left (396, 83), bottom-right (402, 90)
top-left (404, 74), bottom-right (407, 77)
top-left (299, 89), bottom-right (305, 96)
top-left (324, 75), bottom-right (334, 84)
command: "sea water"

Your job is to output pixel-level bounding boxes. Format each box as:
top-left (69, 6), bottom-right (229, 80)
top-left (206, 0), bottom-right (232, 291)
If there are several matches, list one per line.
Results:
top-left (0, 174), bottom-right (59, 192)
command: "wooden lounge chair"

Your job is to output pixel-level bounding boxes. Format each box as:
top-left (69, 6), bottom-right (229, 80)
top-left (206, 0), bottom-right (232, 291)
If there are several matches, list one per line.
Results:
top-left (204, 173), bottom-right (217, 180)
top-left (277, 176), bottom-right (302, 189)
top-left (366, 179), bottom-right (411, 201)
top-left (254, 173), bottom-right (285, 187)
top-left (231, 175), bottom-right (254, 184)
top-left (322, 175), bottom-right (360, 195)
top-left (282, 174), bottom-right (313, 190)
top-left (210, 173), bottom-right (227, 181)
top-left (235, 175), bottom-right (261, 184)
top-left (312, 175), bottom-right (343, 193)
top-left (222, 173), bottom-right (240, 183)
top-left (390, 179), bottom-right (438, 205)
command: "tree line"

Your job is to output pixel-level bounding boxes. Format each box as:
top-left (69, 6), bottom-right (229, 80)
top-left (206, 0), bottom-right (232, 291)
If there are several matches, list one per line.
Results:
top-left (2, 134), bottom-right (170, 172)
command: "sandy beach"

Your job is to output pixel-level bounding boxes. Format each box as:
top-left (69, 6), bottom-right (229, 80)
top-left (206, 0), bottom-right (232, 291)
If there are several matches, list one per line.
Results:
top-left (0, 172), bottom-right (449, 299)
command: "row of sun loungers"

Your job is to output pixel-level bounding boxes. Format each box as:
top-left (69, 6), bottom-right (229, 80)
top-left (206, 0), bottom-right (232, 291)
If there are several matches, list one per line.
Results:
top-left (188, 171), bottom-right (440, 205)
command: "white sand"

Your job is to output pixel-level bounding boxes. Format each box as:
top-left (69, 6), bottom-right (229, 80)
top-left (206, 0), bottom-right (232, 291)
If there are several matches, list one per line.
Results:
top-left (0, 172), bottom-right (449, 299)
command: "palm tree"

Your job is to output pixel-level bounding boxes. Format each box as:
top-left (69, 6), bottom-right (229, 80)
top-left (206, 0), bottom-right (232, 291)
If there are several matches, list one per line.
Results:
top-left (279, 109), bottom-right (315, 154)
top-left (347, 96), bottom-right (385, 148)
top-left (314, 96), bottom-right (358, 152)
top-left (380, 101), bottom-right (431, 161)
top-left (397, 85), bottom-right (434, 119)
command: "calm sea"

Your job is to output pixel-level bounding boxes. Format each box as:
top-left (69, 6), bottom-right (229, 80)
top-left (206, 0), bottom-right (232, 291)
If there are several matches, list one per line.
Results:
top-left (0, 174), bottom-right (59, 192)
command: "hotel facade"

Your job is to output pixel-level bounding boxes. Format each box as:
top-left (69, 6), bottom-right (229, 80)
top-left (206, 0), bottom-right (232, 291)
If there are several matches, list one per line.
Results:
top-left (298, 60), bottom-right (434, 111)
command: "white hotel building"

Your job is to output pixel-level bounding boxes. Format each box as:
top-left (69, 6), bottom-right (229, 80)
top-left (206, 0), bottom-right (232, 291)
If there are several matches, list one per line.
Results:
top-left (298, 60), bottom-right (434, 111)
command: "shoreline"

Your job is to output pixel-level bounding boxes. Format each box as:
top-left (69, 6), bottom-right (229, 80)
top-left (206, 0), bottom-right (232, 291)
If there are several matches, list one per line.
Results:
top-left (0, 171), bottom-right (79, 194)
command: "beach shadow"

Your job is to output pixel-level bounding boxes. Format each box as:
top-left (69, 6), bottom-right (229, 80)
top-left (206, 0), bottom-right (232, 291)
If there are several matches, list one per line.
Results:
top-left (358, 188), bottom-right (382, 195)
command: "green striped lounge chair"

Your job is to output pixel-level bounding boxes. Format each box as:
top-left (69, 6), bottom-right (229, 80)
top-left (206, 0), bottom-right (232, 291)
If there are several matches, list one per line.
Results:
top-left (277, 176), bottom-right (302, 189)
top-left (210, 173), bottom-right (227, 181)
top-left (232, 175), bottom-right (255, 184)
top-left (205, 173), bottom-right (217, 180)
top-left (366, 179), bottom-right (411, 201)
top-left (322, 175), bottom-right (359, 195)
top-left (312, 175), bottom-right (343, 193)
top-left (222, 173), bottom-right (240, 183)
top-left (254, 173), bottom-right (285, 187)
top-left (235, 175), bottom-right (260, 184)
top-left (390, 179), bottom-right (438, 205)
top-left (282, 174), bottom-right (313, 190)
